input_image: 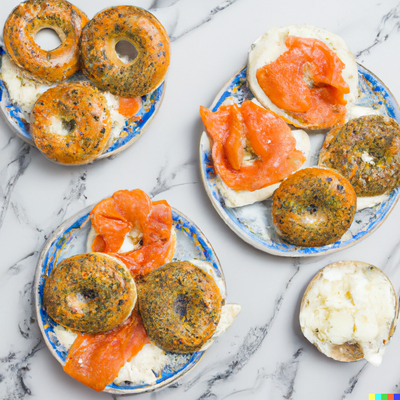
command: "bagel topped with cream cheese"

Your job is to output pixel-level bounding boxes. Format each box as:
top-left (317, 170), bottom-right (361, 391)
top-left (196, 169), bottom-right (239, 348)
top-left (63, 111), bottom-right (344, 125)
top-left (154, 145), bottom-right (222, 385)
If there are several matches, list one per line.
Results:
top-left (248, 24), bottom-right (358, 130)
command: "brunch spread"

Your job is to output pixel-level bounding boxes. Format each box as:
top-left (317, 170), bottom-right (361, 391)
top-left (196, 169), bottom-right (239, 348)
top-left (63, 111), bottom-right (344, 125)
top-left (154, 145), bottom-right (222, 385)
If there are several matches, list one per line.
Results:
top-left (37, 189), bottom-right (241, 393)
top-left (0, 0), bottom-right (396, 395)
top-left (0, 0), bottom-right (169, 164)
top-left (199, 23), bottom-right (400, 253)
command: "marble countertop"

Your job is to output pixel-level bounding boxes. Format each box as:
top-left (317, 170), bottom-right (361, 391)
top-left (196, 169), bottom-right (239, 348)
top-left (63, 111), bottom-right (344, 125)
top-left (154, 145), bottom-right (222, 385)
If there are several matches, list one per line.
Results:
top-left (2, 0), bottom-right (400, 399)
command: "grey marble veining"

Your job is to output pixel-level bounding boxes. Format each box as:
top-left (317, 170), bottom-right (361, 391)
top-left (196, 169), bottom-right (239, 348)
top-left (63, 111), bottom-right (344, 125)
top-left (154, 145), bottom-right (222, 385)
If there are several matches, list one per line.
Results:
top-left (1, 0), bottom-right (400, 399)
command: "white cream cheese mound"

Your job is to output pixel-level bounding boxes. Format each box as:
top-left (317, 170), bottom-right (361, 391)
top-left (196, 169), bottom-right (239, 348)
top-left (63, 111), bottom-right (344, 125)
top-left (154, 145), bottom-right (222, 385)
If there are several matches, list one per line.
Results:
top-left (356, 194), bottom-right (389, 211)
top-left (115, 343), bottom-right (169, 385)
top-left (247, 24), bottom-right (358, 128)
top-left (216, 129), bottom-right (311, 208)
top-left (1, 54), bottom-right (128, 142)
top-left (1, 54), bottom-right (47, 119)
top-left (53, 325), bottom-right (78, 349)
top-left (102, 92), bottom-right (128, 142)
top-left (347, 105), bottom-right (380, 121)
top-left (300, 261), bottom-right (398, 366)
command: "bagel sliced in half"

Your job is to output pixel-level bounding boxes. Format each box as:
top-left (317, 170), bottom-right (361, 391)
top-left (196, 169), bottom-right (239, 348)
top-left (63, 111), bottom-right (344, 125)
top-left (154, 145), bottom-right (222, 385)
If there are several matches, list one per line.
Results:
top-left (300, 261), bottom-right (398, 365)
top-left (247, 24), bottom-right (358, 130)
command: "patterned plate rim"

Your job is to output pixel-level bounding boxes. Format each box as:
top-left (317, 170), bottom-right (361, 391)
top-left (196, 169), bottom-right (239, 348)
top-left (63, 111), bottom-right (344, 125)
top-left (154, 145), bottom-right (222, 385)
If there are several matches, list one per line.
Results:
top-left (199, 63), bottom-right (400, 257)
top-left (34, 204), bottom-right (225, 394)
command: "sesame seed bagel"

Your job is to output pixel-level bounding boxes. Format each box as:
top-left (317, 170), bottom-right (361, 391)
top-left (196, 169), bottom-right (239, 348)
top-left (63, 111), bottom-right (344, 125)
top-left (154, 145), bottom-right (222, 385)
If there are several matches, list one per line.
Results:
top-left (80, 6), bottom-right (170, 98)
top-left (43, 253), bottom-right (137, 334)
top-left (30, 82), bottom-right (112, 165)
top-left (3, 0), bottom-right (88, 84)
top-left (272, 167), bottom-right (356, 247)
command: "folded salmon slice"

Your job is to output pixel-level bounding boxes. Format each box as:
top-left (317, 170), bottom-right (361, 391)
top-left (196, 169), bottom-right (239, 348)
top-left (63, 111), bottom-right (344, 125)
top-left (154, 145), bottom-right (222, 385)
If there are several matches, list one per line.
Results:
top-left (200, 100), bottom-right (305, 191)
top-left (224, 104), bottom-right (245, 170)
top-left (63, 311), bottom-right (150, 392)
top-left (90, 189), bottom-right (174, 278)
top-left (256, 36), bottom-right (350, 128)
top-left (115, 200), bottom-right (175, 277)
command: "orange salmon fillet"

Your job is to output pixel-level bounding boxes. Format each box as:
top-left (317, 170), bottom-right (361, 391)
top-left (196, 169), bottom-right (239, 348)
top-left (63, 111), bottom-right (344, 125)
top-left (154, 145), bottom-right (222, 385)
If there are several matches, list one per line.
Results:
top-left (64, 311), bottom-right (150, 392)
top-left (256, 36), bottom-right (350, 128)
top-left (200, 100), bottom-right (306, 191)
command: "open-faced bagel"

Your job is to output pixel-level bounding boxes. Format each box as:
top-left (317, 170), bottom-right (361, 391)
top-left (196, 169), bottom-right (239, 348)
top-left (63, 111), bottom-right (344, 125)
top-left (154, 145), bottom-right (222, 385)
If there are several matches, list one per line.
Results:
top-left (247, 25), bottom-right (358, 129)
top-left (300, 261), bottom-right (398, 365)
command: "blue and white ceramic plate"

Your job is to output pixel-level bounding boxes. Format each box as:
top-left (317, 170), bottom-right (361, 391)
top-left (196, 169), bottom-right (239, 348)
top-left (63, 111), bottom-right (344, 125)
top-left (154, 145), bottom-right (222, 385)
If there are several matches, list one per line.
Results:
top-left (0, 45), bottom-right (165, 162)
top-left (200, 64), bottom-right (400, 257)
top-left (34, 203), bottom-right (225, 394)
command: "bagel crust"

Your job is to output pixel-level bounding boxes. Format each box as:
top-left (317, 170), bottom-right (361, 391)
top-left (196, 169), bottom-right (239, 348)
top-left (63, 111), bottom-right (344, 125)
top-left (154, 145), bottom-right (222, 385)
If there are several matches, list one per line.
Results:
top-left (137, 261), bottom-right (223, 353)
top-left (319, 115), bottom-right (400, 197)
top-left (30, 82), bottom-right (112, 165)
top-left (3, 0), bottom-right (88, 84)
top-left (272, 168), bottom-right (356, 247)
top-left (43, 253), bottom-right (137, 334)
top-left (80, 6), bottom-right (170, 98)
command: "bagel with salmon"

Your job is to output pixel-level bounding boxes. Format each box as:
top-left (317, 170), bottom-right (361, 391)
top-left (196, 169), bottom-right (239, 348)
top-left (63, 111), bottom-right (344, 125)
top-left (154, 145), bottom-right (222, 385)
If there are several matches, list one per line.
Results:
top-left (200, 100), bottom-right (310, 207)
top-left (247, 24), bottom-right (359, 130)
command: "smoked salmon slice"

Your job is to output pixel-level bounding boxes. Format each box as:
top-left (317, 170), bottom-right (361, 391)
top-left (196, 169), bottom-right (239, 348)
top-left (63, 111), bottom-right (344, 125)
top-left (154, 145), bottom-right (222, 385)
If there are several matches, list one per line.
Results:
top-left (90, 189), bottom-right (174, 278)
top-left (118, 97), bottom-right (142, 118)
top-left (200, 100), bottom-right (306, 191)
top-left (224, 104), bottom-right (245, 171)
top-left (115, 200), bottom-right (175, 277)
top-left (256, 36), bottom-right (350, 128)
top-left (64, 310), bottom-right (150, 392)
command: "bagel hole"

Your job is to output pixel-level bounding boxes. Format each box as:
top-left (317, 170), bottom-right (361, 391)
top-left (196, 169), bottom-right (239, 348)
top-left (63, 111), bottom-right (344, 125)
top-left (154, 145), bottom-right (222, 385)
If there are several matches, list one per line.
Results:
top-left (174, 294), bottom-right (189, 318)
top-left (35, 28), bottom-right (62, 51)
top-left (115, 40), bottom-right (138, 64)
top-left (81, 289), bottom-right (97, 301)
top-left (62, 119), bottom-right (76, 134)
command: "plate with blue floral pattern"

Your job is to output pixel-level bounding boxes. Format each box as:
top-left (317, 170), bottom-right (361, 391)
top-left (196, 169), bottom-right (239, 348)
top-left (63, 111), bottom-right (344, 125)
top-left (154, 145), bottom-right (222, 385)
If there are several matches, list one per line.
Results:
top-left (34, 201), bottom-right (225, 394)
top-left (0, 44), bottom-right (165, 163)
top-left (200, 64), bottom-right (400, 257)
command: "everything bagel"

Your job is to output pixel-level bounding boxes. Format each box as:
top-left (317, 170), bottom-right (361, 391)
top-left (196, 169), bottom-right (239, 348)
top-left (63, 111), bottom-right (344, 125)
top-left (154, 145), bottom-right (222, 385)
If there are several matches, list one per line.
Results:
top-left (3, 0), bottom-right (88, 84)
top-left (80, 6), bottom-right (170, 98)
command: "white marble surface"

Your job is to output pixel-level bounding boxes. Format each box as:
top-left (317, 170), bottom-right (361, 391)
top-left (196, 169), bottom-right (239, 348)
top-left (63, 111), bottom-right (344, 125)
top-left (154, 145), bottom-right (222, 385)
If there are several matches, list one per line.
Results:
top-left (1, 0), bottom-right (400, 399)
